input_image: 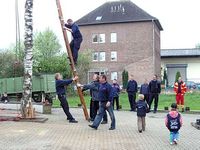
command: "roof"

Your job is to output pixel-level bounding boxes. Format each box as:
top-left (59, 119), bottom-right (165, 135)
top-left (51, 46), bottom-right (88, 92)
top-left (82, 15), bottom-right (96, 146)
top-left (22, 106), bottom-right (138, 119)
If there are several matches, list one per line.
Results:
top-left (161, 48), bottom-right (200, 57)
top-left (76, 0), bottom-right (163, 30)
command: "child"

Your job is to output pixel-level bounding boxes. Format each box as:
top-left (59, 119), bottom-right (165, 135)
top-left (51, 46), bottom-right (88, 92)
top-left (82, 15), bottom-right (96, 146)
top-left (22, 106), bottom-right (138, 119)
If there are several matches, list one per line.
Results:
top-left (136, 94), bottom-right (148, 133)
top-left (165, 103), bottom-right (183, 145)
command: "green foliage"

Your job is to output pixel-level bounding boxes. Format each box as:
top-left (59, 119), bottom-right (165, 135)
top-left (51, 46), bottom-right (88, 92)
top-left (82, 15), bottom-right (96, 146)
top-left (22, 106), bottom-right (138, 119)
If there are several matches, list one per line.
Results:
top-left (33, 28), bottom-right (61, 61)
top-left (175, 71), bottom-right (181, 82)
top-left (76, 50), bottom-right (92, 83)
top-left (162, 68), bottom-right (168, 86)
top-left (0, 50), bottom-right (24, 78)
top-left (122, 70), bottom-right (128, 89)
top-left (195, 43), bottom-right (200, 48)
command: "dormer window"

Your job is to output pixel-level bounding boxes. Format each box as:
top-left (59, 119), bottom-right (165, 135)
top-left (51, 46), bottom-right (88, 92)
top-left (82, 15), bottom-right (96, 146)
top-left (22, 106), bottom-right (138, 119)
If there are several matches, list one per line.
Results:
top-left (96, 16), bottom-right (102, 21)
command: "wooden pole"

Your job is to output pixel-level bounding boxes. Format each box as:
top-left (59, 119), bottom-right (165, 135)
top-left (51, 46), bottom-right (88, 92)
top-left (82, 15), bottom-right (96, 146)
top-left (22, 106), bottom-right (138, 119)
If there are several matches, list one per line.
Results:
top-left (55, 0), bottom-right (89, 120)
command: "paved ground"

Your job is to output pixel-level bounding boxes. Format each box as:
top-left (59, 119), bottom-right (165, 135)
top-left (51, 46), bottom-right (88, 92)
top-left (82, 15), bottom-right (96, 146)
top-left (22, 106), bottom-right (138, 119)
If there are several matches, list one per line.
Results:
top-left (0, 108), bottom-right (200, 150)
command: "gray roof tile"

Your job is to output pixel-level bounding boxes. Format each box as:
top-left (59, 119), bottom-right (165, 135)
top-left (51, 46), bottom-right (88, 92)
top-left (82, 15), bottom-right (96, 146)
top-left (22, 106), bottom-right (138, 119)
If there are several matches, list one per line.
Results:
top-left (76, 0), bottom-right (163, 30)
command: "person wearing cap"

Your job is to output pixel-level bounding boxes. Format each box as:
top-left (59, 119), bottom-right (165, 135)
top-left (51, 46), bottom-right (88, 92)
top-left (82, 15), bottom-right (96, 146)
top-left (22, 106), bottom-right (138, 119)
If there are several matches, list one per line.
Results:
top-left (64, 19), bottom-right (83, 65)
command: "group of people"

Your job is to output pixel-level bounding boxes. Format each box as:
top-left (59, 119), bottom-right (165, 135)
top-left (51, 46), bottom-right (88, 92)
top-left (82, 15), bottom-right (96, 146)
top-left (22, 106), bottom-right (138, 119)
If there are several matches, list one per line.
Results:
top-left (127, 74), bottom-right (161, 113)
top-left (55, 72), bottom-right (183, 145)
top-left (58, 19), bottom-right (183, 145)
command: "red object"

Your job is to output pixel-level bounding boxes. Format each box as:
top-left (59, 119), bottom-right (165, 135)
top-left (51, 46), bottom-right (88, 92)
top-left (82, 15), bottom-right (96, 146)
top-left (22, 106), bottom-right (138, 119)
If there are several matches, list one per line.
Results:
top-left (174, 81), bottom-right (186, 106)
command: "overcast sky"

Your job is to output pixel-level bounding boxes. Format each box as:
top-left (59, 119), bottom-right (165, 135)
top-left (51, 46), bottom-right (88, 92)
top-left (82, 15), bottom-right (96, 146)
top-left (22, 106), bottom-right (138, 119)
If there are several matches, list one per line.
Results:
top-left (0, 0), bottom-right (200, 50)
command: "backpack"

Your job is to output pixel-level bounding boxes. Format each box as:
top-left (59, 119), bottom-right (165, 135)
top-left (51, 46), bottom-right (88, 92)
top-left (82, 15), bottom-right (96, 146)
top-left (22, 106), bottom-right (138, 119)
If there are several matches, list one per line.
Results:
top-left (167, 113), bottom-right (181, 132)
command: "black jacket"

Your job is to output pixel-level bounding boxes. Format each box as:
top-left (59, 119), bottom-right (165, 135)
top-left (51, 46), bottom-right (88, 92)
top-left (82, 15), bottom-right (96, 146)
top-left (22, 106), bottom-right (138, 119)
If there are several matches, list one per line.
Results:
top-left (126, 80), bottom-right (138, 93)
top-left (149, 80), bottom-right (161, 94)
top-left (136, 100), bottom-right (148, 117)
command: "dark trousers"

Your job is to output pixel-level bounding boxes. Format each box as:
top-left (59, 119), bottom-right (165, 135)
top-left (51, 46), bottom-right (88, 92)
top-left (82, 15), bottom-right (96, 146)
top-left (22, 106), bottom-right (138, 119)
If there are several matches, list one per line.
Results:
top-left (128, 93), bottom-right (136, 111)
top-left (113, 96), bottom-right (119, 110)
top-left (144, 94), bottom-right (149, 104)
top-left (92, 102), bottom-right (115, 128)
top-left (90, 99), bottom-right (107, 121)
top-left (70, 38), bottom-right (82, 63)
top-left (149, 93), bottom-right (159, 111)
top-left (58, 94), bottom-right (74, 120)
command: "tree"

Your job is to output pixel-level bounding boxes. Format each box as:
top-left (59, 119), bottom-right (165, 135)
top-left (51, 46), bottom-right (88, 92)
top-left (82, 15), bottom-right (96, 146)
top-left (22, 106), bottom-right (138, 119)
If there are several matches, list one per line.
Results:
top-left (33, 28), bottom-right (61, 61)
top-left (0, 50), bottom-right (24, 78)
top-left (21, 0), bottom-right (34, 118)
top-left (122, 70), bottom-right (128, 89)
top-left (76, 50), bottom-right (92, 83)
top-left (175, 71), bottom-right (181, 82)
top-left (195, 43), bottom-right (200, 48)
top-left (162, 68), bottom-right (168, 87)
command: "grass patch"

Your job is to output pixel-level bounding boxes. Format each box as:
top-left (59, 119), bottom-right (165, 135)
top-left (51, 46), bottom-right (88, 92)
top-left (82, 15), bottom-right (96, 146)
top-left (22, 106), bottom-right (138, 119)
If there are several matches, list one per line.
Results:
top-left (52, 92), bottom-right (200, 110)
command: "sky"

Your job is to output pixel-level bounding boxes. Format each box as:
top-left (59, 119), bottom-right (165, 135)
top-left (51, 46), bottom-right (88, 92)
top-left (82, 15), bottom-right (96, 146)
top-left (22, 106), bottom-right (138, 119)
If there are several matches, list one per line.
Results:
top-left (0, 0), bottom-right (200, 50)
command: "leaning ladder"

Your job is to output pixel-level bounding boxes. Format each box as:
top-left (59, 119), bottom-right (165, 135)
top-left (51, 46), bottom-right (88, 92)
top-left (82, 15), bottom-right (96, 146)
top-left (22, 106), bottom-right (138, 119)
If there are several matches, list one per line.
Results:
top-left (55, 0), bottom-right (89, 120)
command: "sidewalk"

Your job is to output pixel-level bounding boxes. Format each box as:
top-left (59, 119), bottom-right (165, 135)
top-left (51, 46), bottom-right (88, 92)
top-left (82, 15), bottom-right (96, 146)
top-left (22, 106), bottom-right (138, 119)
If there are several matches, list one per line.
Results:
top-left (0, 108), bottom-right (199, 150)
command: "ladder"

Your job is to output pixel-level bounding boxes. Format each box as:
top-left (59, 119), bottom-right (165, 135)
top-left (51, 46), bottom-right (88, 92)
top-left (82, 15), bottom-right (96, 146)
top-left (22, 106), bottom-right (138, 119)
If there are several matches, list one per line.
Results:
top-left (55, 0), bottom-right (89, 120)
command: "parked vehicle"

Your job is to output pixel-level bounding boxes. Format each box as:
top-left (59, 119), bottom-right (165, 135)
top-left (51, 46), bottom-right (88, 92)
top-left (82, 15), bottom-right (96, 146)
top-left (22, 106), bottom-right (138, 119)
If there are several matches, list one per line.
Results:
top-left (185, 81), bottom-right (197, 89)
top-left (0, 74), bottom-right (56, 102)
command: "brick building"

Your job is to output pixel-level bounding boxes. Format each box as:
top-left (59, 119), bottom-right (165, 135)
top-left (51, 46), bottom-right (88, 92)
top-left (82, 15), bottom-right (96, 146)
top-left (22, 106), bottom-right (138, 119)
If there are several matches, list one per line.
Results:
top-left (76, 0), bottom-right (163, 85)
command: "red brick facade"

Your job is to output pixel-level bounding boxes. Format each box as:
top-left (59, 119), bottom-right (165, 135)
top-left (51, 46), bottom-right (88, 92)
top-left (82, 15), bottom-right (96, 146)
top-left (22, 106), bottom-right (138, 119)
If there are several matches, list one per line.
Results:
top-left (79, 21), bottom-right (161, 85)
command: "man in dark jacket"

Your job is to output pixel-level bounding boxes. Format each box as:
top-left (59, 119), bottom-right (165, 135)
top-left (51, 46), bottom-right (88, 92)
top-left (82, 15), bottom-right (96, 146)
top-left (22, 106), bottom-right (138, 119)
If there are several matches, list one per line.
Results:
top-left (89, 75), bottom-right (115, 130)
top-left (148, 75), bottom-right (161, 113)
top-left (136, 94), bottom-right (148, 133)
top-left (82, 74), bottom-right (107, 122)
top-left (126, 75), bottom-right (138, 111)
top-left (64, 19), bottom-right (83, 65)
top-left (112, 79), bottom-right (120, 110)
top-left (55, 73), bottom-right (78, 123)
top-left (140, 79), bottom-right (149, 104)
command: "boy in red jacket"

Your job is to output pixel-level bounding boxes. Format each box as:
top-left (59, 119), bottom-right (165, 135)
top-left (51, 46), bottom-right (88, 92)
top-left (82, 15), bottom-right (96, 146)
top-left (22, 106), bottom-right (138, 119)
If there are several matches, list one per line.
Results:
top-left (165, 103), bottom-right (183, 145)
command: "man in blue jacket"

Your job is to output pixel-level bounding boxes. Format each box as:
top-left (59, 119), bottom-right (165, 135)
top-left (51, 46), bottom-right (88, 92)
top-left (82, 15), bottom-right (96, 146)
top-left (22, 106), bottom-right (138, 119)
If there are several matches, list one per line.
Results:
top-left (88, 75), bottom-right (116, 130)
top-left (55, 73), bottom-right (78, 123)
top-left (64, 19), bottom-right (83, 65)
top-left (127, 75), bottom-right (138, 111)
top-left (82, 73), bottom-right (107, 122)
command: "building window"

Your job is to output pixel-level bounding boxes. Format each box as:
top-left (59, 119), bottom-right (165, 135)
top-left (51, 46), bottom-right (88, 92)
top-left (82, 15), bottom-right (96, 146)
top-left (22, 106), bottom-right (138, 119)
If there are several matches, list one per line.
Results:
top-left (92, 34), bottom-right (98, 43)
top-left (99, 34), bottom-right (105, 43)
top-left (92, 34), bottom-right (105, 43)
top-left (92, 52), bottom-right (98, 61)
top-left (96, 16), bottom-right (102, 21)
top-left (111, 72), bottom-right (118, 80)
top-left (111, 51), bottom-right (117, 61)
top-left (99, 52), bottom-right (106, 61)
top-left (111, 33), bottom-right (117, 43)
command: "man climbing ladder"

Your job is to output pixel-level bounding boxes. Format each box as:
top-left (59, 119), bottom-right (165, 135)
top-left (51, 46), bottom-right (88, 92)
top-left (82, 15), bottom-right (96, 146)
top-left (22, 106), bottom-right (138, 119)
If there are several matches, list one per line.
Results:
top-left (64, 19), bottom-right (83, 65)
top-left (55, 0), bottom-right (89, 120)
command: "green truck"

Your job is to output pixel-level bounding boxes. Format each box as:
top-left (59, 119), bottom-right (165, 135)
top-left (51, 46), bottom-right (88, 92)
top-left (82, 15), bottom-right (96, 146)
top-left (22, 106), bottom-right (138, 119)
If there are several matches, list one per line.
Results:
top-left (0, 74), bottom-right (56, 102)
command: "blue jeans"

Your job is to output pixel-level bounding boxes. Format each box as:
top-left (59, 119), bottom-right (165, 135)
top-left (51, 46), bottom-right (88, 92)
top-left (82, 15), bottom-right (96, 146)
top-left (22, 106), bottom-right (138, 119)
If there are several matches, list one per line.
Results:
top-left (170, 131), bottom-right (179, 143)
top-left (92, 102), bottom-right (115, 129)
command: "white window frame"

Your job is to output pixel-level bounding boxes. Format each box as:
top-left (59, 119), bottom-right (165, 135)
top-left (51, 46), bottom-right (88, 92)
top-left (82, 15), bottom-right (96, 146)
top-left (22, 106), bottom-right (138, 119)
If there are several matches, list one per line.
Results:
top-left (111, 51), bottom-right (117, 61)
top-left (111, 72), bottom-right (118, 80)
top-left (99, 52), bottom-right (106, 61)
top-left (111, 33), bottom-right (117, 43)
top-left (99, 34), bottom-right (105, 43)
